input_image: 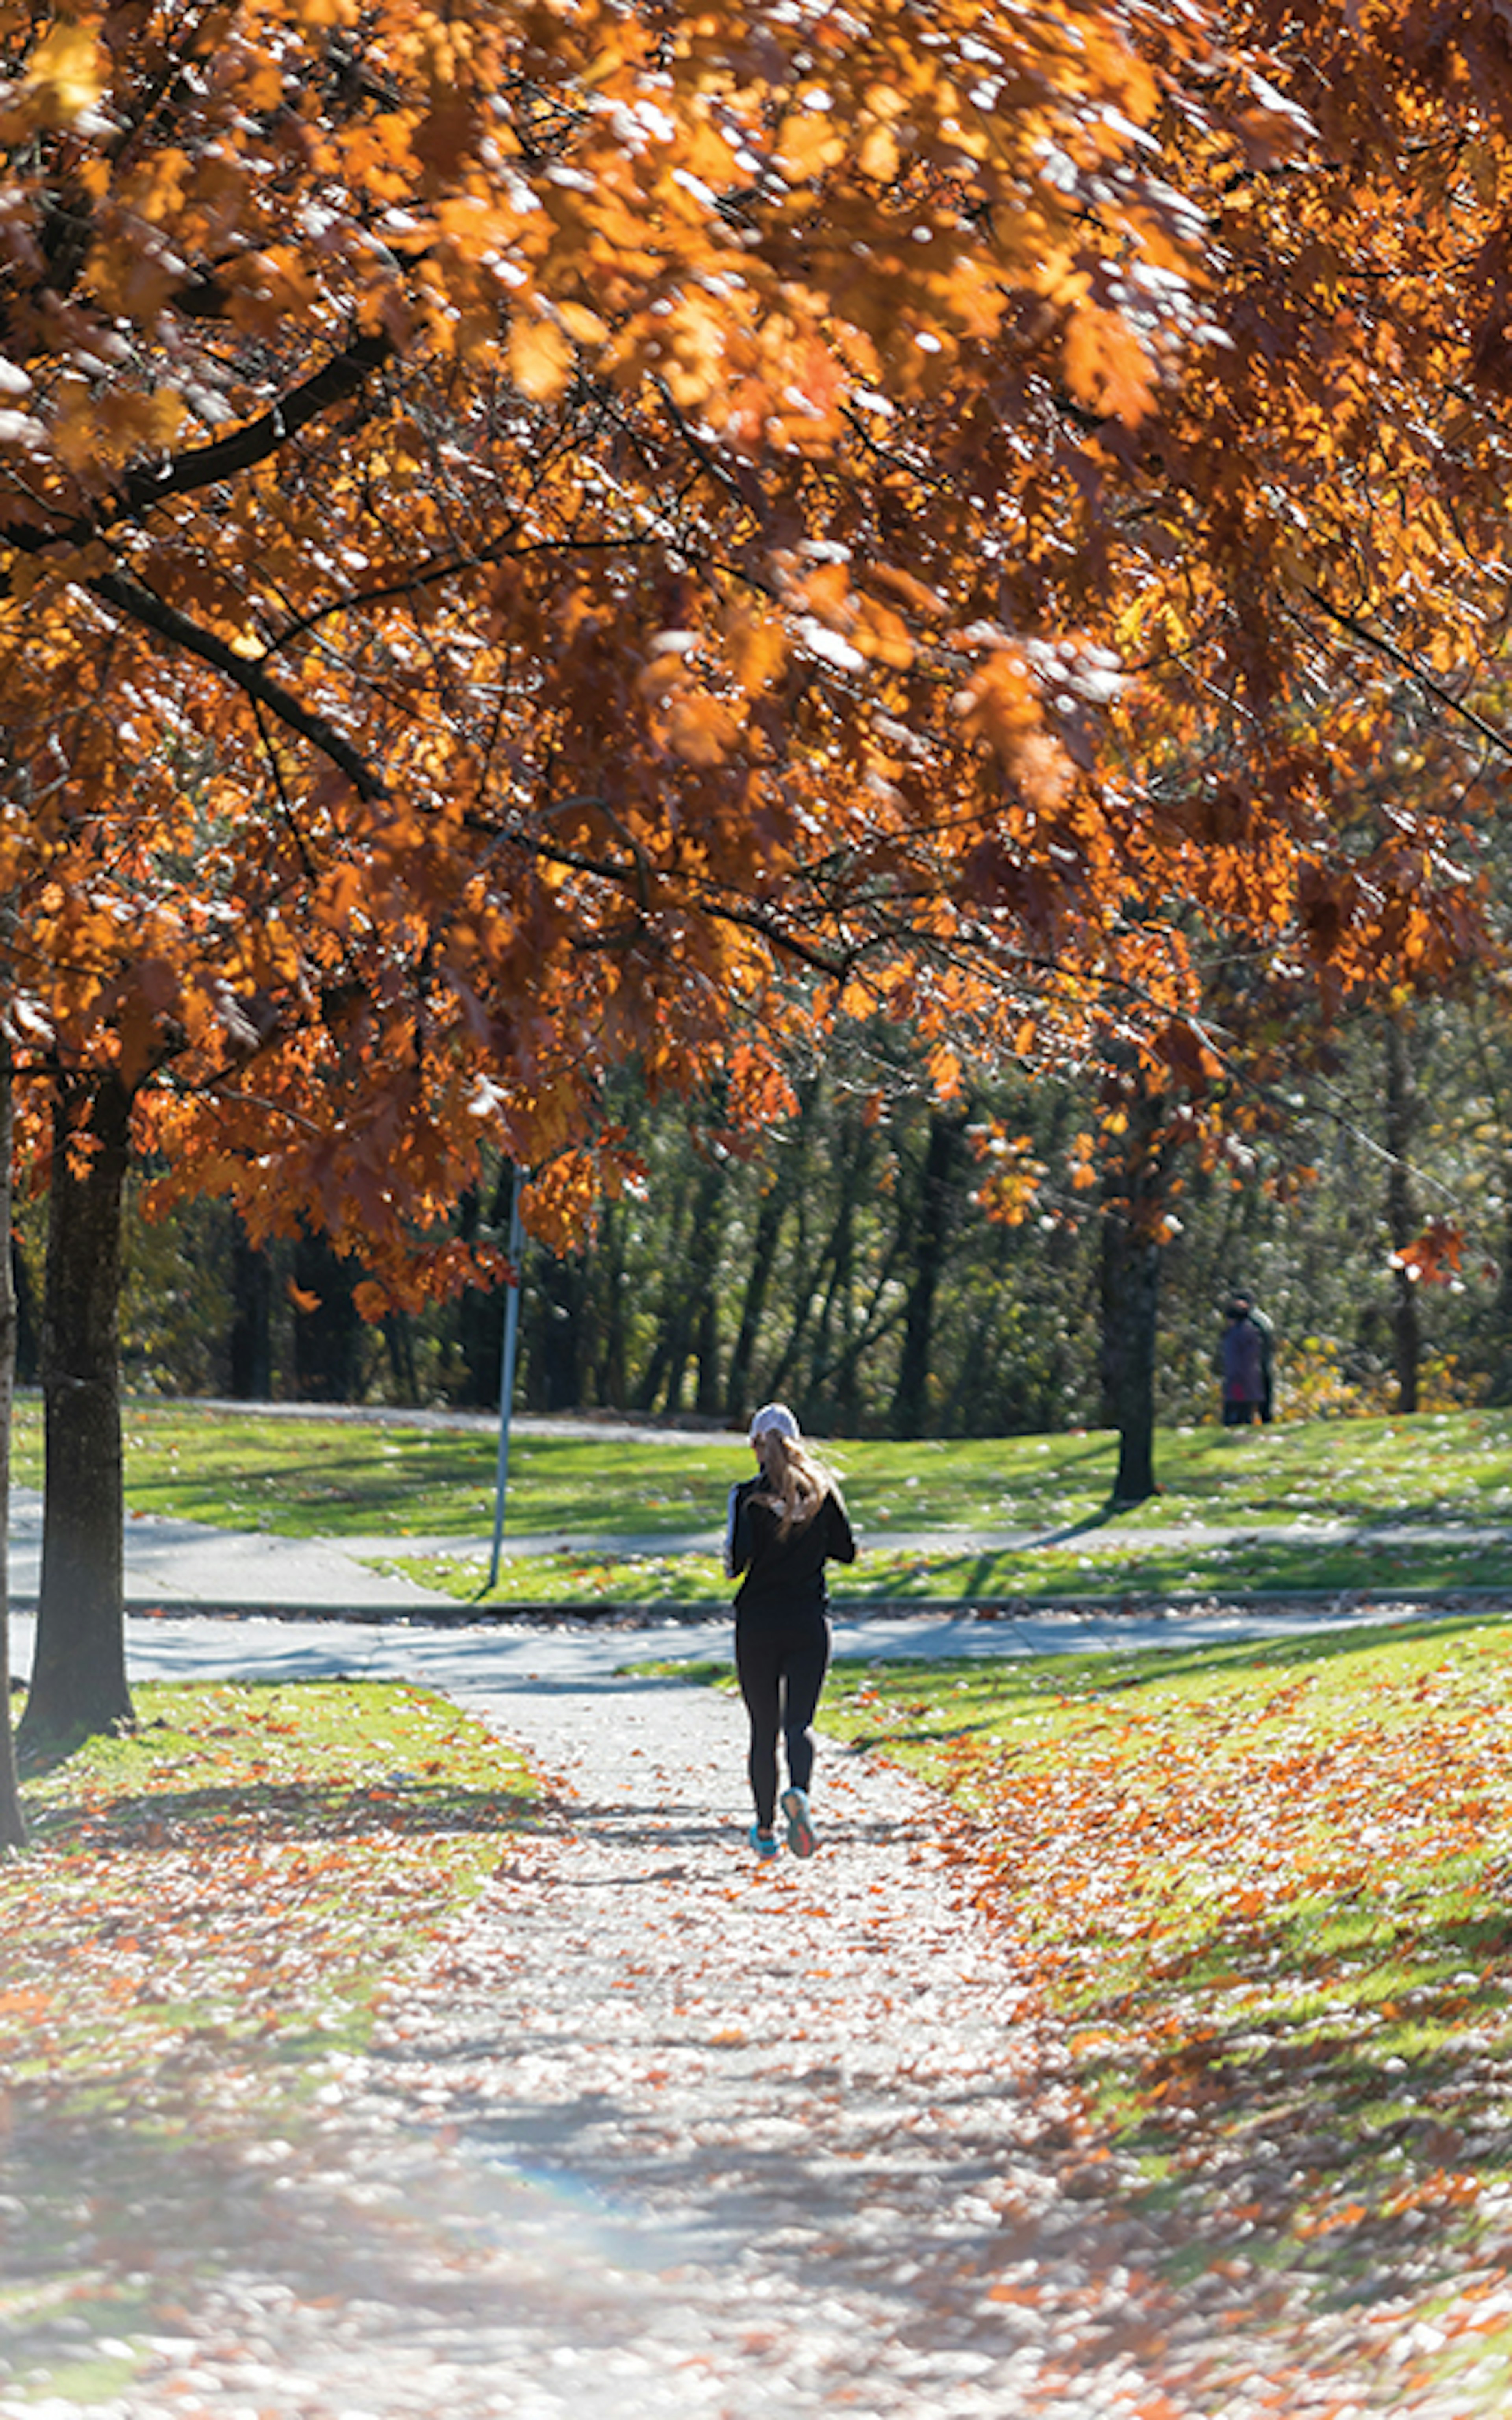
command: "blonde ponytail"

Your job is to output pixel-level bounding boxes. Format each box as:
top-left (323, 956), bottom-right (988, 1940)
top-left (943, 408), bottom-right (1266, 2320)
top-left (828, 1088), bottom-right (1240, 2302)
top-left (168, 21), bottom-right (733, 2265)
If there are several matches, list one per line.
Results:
top-left (754, 1431), bottom-right (844, 1540)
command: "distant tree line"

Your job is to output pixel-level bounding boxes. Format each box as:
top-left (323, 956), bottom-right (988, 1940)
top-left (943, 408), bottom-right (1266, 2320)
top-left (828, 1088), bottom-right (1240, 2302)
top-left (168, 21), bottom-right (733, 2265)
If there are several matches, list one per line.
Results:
top-left (37, 1000), bottom-right (1503, 1441)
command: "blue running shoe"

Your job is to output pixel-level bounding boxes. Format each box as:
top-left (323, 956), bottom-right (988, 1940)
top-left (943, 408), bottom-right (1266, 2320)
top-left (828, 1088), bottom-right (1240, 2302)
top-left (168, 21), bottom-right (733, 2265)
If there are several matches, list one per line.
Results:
top-left (780, 1787), bottom-right (817, 1858)
top-left (749, 1825), bottom-right (779, 1859)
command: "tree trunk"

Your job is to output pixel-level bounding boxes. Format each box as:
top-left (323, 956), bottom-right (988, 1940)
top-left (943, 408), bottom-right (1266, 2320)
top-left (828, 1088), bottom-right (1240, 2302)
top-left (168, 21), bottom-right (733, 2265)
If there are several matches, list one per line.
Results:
top-left (725, 1178), bottom-right (786, 1417)
top-left (594, 1200), bottom-right (629, 1408)
top-left (18, 1071), bottom-right (134, 1756)
top-left (531, 1253), bottom-right (586, 1412)
top-left (1101, 1204), bottom-right (1162, 1505)
top-left (889, 1110), bottom-right (967, 1438)
top-left (637, 1162), bottom-right (723, 1416)
top-left (686, 1165), bottom-right (725, 1418)
top-left (808, 1107), bottom-right (867, 1428)
top-left (383, 1309), bottom-right (418, 1400)
top-left (454, 1167), bottom-right (512, 1408)
top-left (726, 1080), bottom-right (815, 1418)
top-left (292, 1222), bottom-right (363, 1401)
top-left (1384, 1015), bottom-right (1421, 1415)
top-left (0, 1033), bottom-right (25, 1844)
top-left (228, 1210), bottom-right (272, 1397)
top-left (1097, 1066), bottom-right (1171, 1507)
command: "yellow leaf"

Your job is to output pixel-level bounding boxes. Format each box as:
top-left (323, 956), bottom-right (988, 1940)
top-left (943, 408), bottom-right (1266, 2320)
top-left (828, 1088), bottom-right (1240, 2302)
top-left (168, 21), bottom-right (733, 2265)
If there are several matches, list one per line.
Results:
top-left (510, 317), bottom-right (574, 401)
top-left (24, 22), bottom-right (106, 126)
top-left (853, 596), bottom-right (913, 670)
top-left (858, 123), bottom-right (900, 182)
top-left (557, 301), bottom-right (609, 345)
top-left (667, 694), bottom-right (740, 766)
top-left (775, 111), bottom-right (846, 181)
top-left (873, 564), bottom-right (947, 619)
top-left (800, 561), bottom-right (850, 623)
top-left (635, 655), bottom-right (686, 703)
top-left (721, 604), bottom-right (788, 696)
top-left (1063, 303), bottom-right (1156, 426)
top-left (928, 1043), bottom-right (963, 1100)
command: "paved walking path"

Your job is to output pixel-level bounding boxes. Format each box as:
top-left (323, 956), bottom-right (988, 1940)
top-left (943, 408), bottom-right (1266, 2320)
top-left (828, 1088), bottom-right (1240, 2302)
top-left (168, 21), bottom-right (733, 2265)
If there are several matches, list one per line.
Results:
top-left (7, 1513), bottom-right (1499, 2419)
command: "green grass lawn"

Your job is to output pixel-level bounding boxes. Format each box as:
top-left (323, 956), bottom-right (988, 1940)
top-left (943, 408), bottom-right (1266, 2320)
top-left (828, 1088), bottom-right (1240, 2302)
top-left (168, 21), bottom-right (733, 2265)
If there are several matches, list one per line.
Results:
top-left (654, 1617), bottom-right (1512, 2395)
top-left (12, 1394), bottom-right (1512, 1603)
top-left (0, 1676), bottom-right (537, 2405)
top-left (394, 1525), bottom-right (1512, 1611)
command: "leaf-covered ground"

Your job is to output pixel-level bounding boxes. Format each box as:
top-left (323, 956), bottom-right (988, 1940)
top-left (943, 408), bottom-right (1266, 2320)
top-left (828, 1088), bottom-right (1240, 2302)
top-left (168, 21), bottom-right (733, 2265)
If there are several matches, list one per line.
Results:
top-left (806, 1616), bottom-right (1512, 2399)
top-left (0, 1680), bottom-right (536, 2407)
top-left (11, 1617), bottom-right (1512, 2413)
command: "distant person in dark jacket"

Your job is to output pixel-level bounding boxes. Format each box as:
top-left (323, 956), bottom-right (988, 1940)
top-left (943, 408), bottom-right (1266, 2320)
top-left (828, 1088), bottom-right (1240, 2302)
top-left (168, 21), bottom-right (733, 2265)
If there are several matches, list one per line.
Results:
top-left (1233, 1288), bottom-right (1276, 1422)
top-left (1220, 1297), bottom-right (1265, 1426)
top-left (726, 1403), bottom-right (856, 1860)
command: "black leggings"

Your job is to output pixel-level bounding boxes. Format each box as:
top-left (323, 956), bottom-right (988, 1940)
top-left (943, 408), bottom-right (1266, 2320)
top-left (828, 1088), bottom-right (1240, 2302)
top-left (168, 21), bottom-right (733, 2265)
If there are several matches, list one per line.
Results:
top-left (735, 1613), bottom-right (831, 1829)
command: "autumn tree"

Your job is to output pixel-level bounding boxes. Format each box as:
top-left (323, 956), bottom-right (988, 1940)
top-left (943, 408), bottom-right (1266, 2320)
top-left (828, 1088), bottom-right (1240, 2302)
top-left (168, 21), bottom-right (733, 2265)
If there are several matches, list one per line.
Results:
top-left (2, 0), bottom-right (1510, 1753)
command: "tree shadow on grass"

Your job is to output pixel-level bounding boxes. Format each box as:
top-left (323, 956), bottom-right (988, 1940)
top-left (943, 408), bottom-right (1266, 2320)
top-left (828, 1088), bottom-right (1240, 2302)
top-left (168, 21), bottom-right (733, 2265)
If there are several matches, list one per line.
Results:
top-left (24, 1777), bottom-right (543, 1851)
top-left (1065, 1881), bottom-right (1512, 2313)
top-left (1073, 1607), bottom-right (1512, 1697)
top-left (817, 1613), bottom-right (1512, 1760)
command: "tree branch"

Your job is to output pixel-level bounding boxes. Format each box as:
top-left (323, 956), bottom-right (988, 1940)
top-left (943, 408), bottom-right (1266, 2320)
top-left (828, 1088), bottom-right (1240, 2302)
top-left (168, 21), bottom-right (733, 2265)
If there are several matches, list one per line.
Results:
top-left (91, 570), bottom-right (386, 798)
top-left (1301, 584), bottom-right (1512, 761)
top-left (119, 330), bottom-right (393, 520)
top-left (2, 328), bottom-right (393, 557)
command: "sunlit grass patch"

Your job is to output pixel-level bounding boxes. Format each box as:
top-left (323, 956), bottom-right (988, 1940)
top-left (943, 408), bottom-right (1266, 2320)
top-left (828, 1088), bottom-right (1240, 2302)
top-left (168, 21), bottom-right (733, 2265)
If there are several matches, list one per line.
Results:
top-left (20, 1395), bottom-right (1512, 1560)
top-left (390, 1528), bottom-right (1512, 1611)
top-left (386, 1545), bottom-right (732, 1606)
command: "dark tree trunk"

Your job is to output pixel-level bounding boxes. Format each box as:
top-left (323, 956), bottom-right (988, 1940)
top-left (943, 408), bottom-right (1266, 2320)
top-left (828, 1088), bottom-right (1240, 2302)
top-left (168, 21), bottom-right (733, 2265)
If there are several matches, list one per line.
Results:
top-left (809, 1108), bottom-right (868, 1429)
top-left (726, 1080), bottom-right (815, 1418)
top-left (726, 1178), bottom-right (786, 1416)
top-left (653, 1162), bottom-right (722, 1416)
top-left (0, 1034), bottom-right (25, 1844)
top-left (18, 1072), bottom-right (134, 1757)
top-left (454, 1167), bottom-right (513, 1408)
top-left (12, 1233), bottom-right (37, 1386)
top-left (291, 1223), bottom-right (363, 1401)
top-left (1097, 1067), bottom-right (1171, 1507)
top-left (686, 1166), bottom-right (725, 1418)
top-left (889, 1110), bottom-right (967, 1438)
top-left (594, 1201), bottom-right (629, 1408)
top-left (228, 1211), bottom-right (272, 1397)
top-left (383, 1309), bottom-right (418, 1401)
top-left (1384, 1015), bottom-right (1421, 1415)
top-left (1101, 1204), bottom-right (1162, 1505)
top-left (531, 1253), bottom-right (586, 1412)
top-left (634, 1167), bottom-right (707, 1414)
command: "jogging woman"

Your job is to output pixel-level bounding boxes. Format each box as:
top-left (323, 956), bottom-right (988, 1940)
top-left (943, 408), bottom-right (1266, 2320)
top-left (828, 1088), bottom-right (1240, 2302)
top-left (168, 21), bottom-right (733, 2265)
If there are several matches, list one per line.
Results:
top-left (725, 1403), bottom-right (856, 1859)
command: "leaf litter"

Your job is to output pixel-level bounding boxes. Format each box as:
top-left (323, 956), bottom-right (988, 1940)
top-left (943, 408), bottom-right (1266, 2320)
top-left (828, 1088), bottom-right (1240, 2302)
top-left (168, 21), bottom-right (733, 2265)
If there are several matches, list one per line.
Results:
top-left (5, 1625), bottom-right (1512, 2415)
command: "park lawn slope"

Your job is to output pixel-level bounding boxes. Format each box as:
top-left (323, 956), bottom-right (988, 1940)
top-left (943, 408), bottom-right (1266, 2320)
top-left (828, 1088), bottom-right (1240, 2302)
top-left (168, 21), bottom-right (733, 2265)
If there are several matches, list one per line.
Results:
top-left (0, 1678), bottom-right (536, 2406)
top-left (9, 1397), bottom-right (1512, 1559)
top-left (814, 1617), bottom-right (1512, 2403)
